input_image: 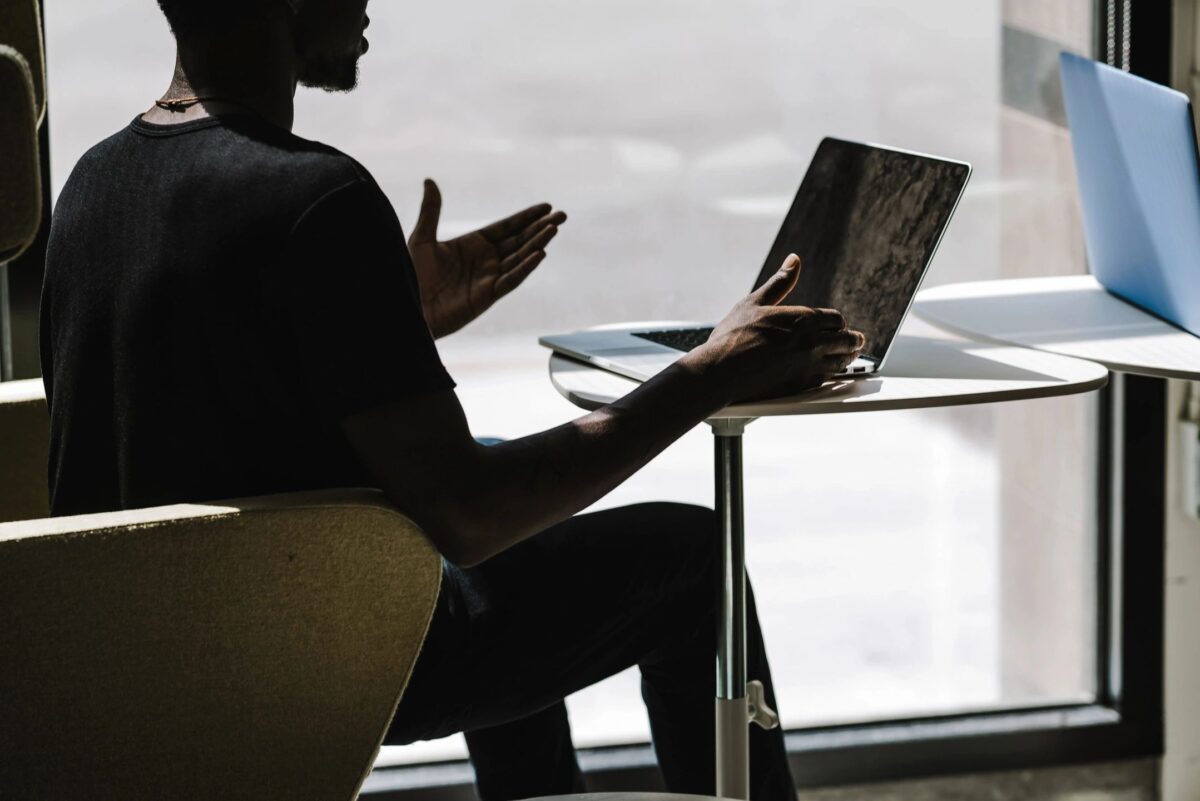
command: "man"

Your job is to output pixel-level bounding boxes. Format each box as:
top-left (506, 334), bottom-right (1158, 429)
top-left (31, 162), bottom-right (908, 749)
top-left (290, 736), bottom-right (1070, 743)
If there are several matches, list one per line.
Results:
top-left (40, 1), bottom-right (866, 798)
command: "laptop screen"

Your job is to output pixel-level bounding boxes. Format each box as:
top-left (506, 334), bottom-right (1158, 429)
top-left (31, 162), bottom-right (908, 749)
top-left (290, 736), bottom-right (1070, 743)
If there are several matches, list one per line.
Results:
top-left (1059, 52), bottom-right (1200, 338)
top-left (754, 138), bottom-right (970, 363)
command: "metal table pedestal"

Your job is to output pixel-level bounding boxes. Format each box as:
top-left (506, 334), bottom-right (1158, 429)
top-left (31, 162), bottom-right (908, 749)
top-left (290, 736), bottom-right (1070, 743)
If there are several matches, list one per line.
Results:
top-left (712, 418), bottom-right (777, 799)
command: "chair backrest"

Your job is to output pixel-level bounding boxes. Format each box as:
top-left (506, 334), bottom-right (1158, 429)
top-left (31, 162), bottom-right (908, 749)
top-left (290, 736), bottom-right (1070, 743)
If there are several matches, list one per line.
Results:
top-left (0, 488), bottom-right (442, 801)
top-left (0, 377), bottom-right (49, 522)
top-left (0, 0), bottom-right (46, 124)
top-left (0, 43), bottom-right (42, 264)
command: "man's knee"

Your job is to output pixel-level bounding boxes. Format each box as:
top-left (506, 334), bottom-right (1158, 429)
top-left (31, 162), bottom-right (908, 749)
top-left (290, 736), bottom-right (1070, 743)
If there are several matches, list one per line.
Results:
top-left (537, 501), bottom-right (720, 600)
top-left (627, 501), bottom-right (721, 586)
top-left (632, 501), bottom-right (717, 544)
top-left (638, 501), bottom-right (717, 530)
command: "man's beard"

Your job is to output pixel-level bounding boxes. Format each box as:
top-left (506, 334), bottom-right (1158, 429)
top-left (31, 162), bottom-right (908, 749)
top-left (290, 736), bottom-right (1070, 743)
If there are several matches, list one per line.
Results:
top-left (298, 52), bottom-right (361, 92)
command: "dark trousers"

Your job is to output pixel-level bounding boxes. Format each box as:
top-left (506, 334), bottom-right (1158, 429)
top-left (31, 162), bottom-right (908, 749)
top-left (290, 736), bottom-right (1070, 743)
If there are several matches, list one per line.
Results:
top-left (385, 502), bottom-right (795, 801)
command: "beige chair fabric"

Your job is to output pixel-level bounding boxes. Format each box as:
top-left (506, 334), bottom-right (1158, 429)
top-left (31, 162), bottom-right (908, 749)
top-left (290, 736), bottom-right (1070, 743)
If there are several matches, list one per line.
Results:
top-left (0, 488), bottom-right (442, 801)
top-left (0, 377), bottom-right (49, 522)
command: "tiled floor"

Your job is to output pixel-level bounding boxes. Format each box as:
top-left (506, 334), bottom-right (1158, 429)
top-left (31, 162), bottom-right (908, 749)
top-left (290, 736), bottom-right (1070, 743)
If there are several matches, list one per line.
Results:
top-left (795, 758), bottom-right (1156, 801)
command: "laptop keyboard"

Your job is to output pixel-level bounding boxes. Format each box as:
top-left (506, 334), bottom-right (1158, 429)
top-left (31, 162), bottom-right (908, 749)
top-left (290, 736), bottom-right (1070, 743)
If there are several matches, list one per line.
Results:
top-left (633, 327), bottom-right (716, 352)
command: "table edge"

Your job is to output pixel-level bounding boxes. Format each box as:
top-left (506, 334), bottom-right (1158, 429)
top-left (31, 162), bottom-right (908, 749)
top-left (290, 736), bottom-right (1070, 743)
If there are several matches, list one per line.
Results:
top-left (547, 354), bottom-right (1110, 418)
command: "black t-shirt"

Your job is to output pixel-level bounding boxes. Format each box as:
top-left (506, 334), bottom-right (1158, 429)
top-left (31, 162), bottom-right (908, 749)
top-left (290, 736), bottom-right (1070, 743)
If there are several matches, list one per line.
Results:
top-left (41, 115), bottom-right (454, 516)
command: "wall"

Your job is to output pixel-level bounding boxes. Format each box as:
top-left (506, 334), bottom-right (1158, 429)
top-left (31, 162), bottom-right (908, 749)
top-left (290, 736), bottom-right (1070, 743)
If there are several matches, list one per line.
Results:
top-left (1162, 379), bottom-right (1200, 801)
top-left (1163, 7), bottom-right (1200, 796)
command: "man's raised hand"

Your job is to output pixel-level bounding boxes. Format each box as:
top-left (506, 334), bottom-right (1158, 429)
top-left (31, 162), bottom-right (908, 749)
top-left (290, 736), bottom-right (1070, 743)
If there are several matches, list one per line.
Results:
top-left (407, 179), bottom-right (567, 338)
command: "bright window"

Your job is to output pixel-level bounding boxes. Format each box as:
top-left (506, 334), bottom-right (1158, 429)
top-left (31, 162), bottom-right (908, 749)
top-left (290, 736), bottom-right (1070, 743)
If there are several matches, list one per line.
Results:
top-left (45, 0), bottom-right (1099, 767)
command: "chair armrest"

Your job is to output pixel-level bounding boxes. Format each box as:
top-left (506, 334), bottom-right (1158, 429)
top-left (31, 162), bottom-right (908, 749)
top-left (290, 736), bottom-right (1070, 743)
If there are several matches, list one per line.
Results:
top-left (0, 377), bottom-right (48, 522)
top-left (0, 488), bottom-right (442, 801)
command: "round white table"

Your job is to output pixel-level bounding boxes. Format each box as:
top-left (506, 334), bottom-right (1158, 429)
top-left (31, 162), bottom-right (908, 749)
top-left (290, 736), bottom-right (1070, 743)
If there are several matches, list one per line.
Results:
top-left (914, 277), bottom-right (1200, 730)
top-left (915, 277), bottom-right (1200, 497)
top-left (546, 328), bottom-right (1108, 799)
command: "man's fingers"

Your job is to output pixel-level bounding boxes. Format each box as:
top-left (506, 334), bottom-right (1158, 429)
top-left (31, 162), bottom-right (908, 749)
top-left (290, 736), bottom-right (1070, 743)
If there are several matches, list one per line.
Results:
top-left (752, 254), bottom-right (802, 306)
top-left (813, 329), bottom-right (867, 356)
top-left (763, 305), bottom-right (847, 333)
top-left (411, 178), bottom-right (443, 242)
top-left (811, 308), bottom-right (848, 331)
top-left (494, 250), bottom-right (547, 297)
top-left (498, 210), bottom-right (567, 255)
top-left (502, 223), bottom-right (558, 270)
top-left (481, 202), bottom-right (556, 242)
top-left (768, 307), bottom-right (846, 330)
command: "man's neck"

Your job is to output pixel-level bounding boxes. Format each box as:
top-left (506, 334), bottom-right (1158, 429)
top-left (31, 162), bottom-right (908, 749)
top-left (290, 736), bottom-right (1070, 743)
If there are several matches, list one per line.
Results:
top-left (143, 35), bottom-right (299, 131)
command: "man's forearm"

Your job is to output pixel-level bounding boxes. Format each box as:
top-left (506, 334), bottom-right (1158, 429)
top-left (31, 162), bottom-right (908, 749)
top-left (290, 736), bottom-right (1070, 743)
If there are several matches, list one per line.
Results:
top-left (448, 355), bottom-right (730, 565)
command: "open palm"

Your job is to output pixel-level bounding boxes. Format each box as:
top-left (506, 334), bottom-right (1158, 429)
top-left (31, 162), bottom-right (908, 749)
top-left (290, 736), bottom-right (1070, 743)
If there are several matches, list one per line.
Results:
top-left (407, 179), bottom-right (567, 338)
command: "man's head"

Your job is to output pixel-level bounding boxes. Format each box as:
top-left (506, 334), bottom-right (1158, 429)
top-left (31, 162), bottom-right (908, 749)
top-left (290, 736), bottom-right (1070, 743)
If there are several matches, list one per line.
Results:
top-left (156, 0), bottom-right (370, 92)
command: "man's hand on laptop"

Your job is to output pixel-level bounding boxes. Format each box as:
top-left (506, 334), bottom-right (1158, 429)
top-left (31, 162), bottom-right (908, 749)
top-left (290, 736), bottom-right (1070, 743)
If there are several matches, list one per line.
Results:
top-left (408, 178), bottom-right (568, 338)
top-left (684, 254), bottom-right (866, 402)
top-left (344, 254), bottom-right (860, 567)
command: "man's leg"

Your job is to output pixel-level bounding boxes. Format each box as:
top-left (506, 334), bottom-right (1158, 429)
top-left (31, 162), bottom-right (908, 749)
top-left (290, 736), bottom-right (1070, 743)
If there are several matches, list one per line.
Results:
top-left (385, 502), bottom-right (794, 801)
top-left (463, 702), bottom-right (585, 800)
top-left (640, 580), bottom-right (793, 798)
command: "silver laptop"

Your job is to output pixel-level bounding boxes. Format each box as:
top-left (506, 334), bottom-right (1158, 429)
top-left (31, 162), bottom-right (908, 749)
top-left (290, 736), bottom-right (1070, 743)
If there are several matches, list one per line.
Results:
top-left (540, 137), bottom-right (972, 383)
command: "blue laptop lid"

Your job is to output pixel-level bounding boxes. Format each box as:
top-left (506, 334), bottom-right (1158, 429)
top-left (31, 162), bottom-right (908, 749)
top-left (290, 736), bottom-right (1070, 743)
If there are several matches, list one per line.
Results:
top-left (1060, 52), bottom-right (1200, 337)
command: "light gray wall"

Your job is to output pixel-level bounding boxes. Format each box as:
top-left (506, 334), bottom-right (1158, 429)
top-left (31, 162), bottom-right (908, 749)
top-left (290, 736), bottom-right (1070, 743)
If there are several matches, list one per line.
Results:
top-left (1163, 9), bottom-right (1200, 795)
top-left (1162, 379), bottom-right (1200, 801)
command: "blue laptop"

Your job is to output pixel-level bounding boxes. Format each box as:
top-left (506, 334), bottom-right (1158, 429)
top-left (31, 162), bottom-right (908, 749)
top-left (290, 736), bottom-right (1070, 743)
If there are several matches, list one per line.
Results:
top-left (1060, 52), bottom-right (1200, 338)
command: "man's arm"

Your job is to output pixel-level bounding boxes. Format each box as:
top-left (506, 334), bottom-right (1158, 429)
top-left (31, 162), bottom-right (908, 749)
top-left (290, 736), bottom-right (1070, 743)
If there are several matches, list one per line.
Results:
top-left (344, 353), bottom-right (722, 567)
top-left (343, 255), bottom-right (864, 567)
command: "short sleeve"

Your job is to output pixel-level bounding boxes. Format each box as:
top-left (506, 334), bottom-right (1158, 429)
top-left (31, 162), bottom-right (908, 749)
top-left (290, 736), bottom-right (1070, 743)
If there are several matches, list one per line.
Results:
top-left (274, 177), bottom-right (455, 420)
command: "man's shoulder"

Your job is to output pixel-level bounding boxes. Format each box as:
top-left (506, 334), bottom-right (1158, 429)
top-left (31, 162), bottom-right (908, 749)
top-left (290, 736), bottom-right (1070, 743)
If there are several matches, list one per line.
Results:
top-left (232, 119), bottom-right (364, 174)
top-left (211, 117), bottom-right (378, 208)
top-left (71, 115), bottom-right (379, 210)
top-left (61, 124), bottom-right (140, 189)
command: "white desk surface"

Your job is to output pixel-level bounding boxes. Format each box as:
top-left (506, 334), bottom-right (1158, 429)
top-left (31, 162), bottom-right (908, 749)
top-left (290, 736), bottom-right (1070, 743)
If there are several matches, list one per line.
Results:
top-left (915, 275), bottom-right (1200, 381)
top-left (548, 326), bottom-right (1108, 419)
